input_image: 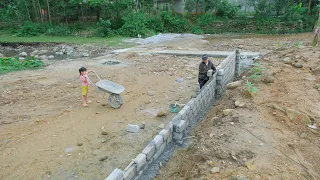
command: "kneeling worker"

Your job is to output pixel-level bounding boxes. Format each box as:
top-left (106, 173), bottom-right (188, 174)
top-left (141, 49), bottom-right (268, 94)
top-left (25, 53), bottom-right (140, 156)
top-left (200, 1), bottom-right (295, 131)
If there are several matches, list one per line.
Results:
top-left (198, 54), bottom-right (216, 89)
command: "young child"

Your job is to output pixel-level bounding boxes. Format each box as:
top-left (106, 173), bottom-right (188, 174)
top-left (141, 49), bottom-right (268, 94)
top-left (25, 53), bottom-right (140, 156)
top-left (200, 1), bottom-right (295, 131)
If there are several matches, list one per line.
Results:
top-left (79, 67), bottom-right (93, 107)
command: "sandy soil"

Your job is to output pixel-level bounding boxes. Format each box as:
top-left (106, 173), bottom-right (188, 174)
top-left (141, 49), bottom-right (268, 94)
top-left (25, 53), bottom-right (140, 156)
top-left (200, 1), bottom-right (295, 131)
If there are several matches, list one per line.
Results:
top-left (1, 33), bottom-right (320, 180)
top-left (0, 36), bottom-right (213, 180)
top-left (154, 33), bottom-right (320, 180)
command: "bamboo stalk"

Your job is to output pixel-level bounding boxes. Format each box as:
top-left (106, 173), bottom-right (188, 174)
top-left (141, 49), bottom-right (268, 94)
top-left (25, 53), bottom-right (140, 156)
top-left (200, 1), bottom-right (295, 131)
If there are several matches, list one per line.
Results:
top-left (46, 0), bottom-right (51, 24)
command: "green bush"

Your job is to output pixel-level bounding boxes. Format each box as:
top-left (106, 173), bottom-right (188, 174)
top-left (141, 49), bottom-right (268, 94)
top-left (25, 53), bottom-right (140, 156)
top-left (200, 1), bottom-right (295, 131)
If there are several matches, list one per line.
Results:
top-left (0, 56), bottom-right (44, 74)
top-left (119, 12), bottom-right (151, 37)
top-left (147, 16), bottom-right (164, 32)
top-left (96, 18), bottom-right (113, 37)
top-left (160, 12), bottom-right (189, 33)
top-left (16, 21), bottom-right (46, 36)
top-left (216, 0), bottom-right (238, 18)
top-left (46, 25), bottom-right (73, 36)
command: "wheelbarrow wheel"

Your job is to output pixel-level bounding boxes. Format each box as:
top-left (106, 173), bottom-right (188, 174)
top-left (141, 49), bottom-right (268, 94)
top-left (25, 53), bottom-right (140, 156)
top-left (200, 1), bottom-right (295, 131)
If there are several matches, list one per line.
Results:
top-left (108, 94), bottom-right (123, 108)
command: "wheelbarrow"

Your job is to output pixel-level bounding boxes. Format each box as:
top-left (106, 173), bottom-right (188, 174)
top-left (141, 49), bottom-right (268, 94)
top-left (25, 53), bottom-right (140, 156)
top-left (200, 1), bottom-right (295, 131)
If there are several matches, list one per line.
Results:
top-left (87, 71), bottom-right (125, 108)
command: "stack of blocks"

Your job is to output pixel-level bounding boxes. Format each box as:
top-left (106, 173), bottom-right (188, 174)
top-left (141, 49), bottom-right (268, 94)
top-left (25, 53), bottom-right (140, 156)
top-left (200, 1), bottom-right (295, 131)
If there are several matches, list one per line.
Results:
top-left (105, 50), bottom-right (240, 180)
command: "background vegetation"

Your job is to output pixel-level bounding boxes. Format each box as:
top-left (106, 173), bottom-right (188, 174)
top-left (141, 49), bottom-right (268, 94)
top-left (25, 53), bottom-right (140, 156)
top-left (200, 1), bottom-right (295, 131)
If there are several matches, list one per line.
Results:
top-left (0, 56), bottom-right (44, 74)
top-left (0, 0), bottom-right (319, 38)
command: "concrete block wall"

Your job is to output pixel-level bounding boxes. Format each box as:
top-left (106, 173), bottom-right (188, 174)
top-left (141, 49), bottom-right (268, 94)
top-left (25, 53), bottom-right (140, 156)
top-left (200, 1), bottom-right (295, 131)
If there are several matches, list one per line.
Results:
top-left (105, 51), bottom-right (238, 180)
top-left (216, 51), bottom-right (237, 98)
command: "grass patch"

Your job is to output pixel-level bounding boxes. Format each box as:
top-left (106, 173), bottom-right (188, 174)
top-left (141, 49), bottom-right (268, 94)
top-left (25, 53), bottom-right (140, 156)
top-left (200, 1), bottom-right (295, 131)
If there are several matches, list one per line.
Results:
top-left (0, 57), bottom-right (45, 74)
top-left (0, 31), bottom-right (130, 47)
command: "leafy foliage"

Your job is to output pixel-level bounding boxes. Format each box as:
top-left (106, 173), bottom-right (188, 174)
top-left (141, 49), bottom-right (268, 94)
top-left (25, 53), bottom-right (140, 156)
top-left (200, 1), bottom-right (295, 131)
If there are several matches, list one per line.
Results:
top-left (0, 0), bottom-right (319, 37)
top-left (96, 18), bottom-right (112, 37)
top-left (215, 0), bottom-right (238, 18)
top-left (119, 12), bottom-right (151, 37)
top-left (246, 81), bottom-right (258, 96)
top-left (0, 57), bottom-right (44, 74)
top-left (248, 62), bottom-right (263, 82)
top-left (16, 22), bottom-right (46, 36)
top-left (46, 25), bottom-right (73, 36)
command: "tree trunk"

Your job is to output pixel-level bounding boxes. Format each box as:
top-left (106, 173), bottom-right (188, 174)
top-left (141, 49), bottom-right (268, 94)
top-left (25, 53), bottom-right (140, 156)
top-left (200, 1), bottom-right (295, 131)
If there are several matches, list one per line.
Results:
top-left (37, 0), bottom-right (43, 22)
top-left (25, 0), bottom-right (32, 21)
top-left (46, 0), bottom-right (51, 24)
top-left (96, 7), bottom-right (100, 21)
top-left (308, 0), bottom-right (312, 15)
top-left (171, 0), bottom-right (175, 16)
top-left (32, 0), bottom-right (39, 22)
top-left (196, 0), bottom-right (199, 15)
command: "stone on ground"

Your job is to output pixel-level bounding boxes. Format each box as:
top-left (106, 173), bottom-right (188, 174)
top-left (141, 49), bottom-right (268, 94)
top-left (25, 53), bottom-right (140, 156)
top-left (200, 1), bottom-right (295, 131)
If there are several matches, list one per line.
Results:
top-left (226, 80), bottom-right (243, 89)
top-left (127, 124), bottom-right (140, 133)
top-left (223, 109), bottom-right (235, 116)
top-left (210, 167), bottom-right (220, 174)
top-left (19, 52), bottom-right (27, 57)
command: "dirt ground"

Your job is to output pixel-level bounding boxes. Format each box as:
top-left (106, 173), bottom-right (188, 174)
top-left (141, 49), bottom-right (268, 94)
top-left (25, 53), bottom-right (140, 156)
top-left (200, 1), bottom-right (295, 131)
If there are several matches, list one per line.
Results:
top-left (1, 33), bottom-right (320, 180)
top-left (154, 33), bottom-right (320, 180)
top-left (0, 35), bottom-right (216, 180)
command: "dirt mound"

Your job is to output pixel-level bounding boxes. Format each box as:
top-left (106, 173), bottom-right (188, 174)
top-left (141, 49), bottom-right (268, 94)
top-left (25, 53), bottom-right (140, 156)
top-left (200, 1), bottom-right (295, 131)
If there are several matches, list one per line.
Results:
top-left (154, 34), bottom-right (320, 180)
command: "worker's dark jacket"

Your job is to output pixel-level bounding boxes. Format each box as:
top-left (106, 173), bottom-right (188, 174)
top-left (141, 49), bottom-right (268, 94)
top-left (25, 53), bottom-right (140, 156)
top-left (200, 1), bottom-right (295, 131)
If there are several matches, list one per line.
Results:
top-left (198, 60), bottom-right (216, 81)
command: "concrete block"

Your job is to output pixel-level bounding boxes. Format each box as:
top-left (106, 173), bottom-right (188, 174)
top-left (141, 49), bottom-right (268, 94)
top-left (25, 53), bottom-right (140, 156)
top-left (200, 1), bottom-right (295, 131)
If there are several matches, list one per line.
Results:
top-left (142, 142), bottom-right (156, 161)
top-left (153, 135), bottom-right (164, 150)
top-left (172, 114), bottom-right (181, 124)
top-left (164, 121), bottom-right (173, 132)
top-left (153, 142), bottom-right (166, 161)
top-left (179, 106), bottom-right (190, 119)
top-left (127, 124), bottom-right (140, 133)
top-left (106, 168), bottom-right (123, 180)
top-left (159, 128), bottom-right (171, 141)
top-left (134, 153), bottom-right (147, 172)
top-left (174, 120), bottom-right (187, 133)
top-left (173, 132), bottom-right (183, 140)
top-left (188, 112), bottom-right (194, 122)
top-left (218, 69), bottom-right (224, 75)
top-left (123, 163), bottom-right (136, 180)
top-left (186, 99), bottom-right (194, 108)
top-left (167, 131), bottom-right (173, 145)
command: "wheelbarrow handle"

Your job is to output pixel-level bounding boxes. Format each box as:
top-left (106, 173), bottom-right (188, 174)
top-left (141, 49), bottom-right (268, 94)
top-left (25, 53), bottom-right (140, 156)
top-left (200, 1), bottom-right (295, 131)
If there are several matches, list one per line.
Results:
top-left (91, 70), bottom-right (102, 81)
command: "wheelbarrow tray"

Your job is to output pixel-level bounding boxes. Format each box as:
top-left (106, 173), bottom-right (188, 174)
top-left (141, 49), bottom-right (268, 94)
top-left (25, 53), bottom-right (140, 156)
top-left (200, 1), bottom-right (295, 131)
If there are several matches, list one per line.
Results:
top-left (96, 80), bottom-right (125, 94)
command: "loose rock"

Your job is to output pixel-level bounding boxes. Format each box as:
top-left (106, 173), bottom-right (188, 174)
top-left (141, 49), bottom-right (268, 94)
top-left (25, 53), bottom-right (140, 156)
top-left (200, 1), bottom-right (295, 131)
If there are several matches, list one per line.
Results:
top-left (82, 53), bottom-right (89, 57)
top-left (48, 55), bottom-right (54, 59)
top-left (127, 124), bottom-right (140, 133)
top-left (148, 91), bottom-right (155, 96)
top-left (285, 108), bottom-right (311, 125)
top-left (226, 80), bottom-right (243, 89)
top-left (140, 123), bottom-right (145, 129)
top-left (99, 156), bottom-right (108, 161)
top-left (101, 131), bottom-right (109, 135)
top-left (39, 50), bottom-right (48, 54)
top-left (223, 109), bottom-right (235, 116)
top-left (77, 142), bottom-right (83, 146)
top-left (210, 167), bottom-right (220, 174)
top-left (235, 101), bottom-right (245, 107)
top-left (39, 55), bottom-right (48, 61)
top-left (157, 110), bottom-right (167, 117)
top-left (283, 57), bottom-right (292, 63)
top-left (294, 63), bottom-right (303, 68)
top-left (158, 124), bottom-right (165, 129)
top-left (263, 73), bottom-right (275, 83)
top-left (19, 52), bottom-right (27, 57)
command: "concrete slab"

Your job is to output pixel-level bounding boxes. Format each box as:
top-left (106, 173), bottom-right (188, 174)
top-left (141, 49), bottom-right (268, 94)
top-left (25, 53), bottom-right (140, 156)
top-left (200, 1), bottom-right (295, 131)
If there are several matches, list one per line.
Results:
top-left (112, 49), bottom-right (262, 58)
